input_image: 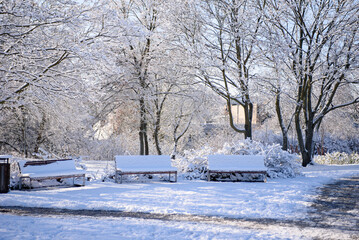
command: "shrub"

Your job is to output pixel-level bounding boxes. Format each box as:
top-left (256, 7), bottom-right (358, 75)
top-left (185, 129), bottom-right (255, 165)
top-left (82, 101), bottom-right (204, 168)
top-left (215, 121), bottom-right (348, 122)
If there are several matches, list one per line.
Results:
top-left (314, 152), bottom-right (359, 165)
top-left (173, 146), bottom-right (212, 180)
top-left (173, 139), bottom-right (302, 180)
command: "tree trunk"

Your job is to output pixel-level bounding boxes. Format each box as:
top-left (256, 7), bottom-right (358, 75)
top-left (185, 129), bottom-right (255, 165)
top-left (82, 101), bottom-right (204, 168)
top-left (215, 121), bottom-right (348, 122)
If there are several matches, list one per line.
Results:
top-left (303, 122), bottom-right (315, 167)
top-left (153, 87), bottom-right (170, 156)
top-left (139, 97), bottom-right (149, 155)
top-left (171, 141), bottom-right (178, 160)
top-left (225, 97), bottom-right (253, 140)
top-left (20, 108), bottom-right (30, 158)
top-left (244, 102), bottom-right (253, 139)
top-left (171, 110), bottom-right (193, 159)
top-left (34, 113), bottom-right (46, 154)
top-left (139, 126), bottom-right (149, 155)
top-left (139, 131), bottom-right (144, 155)
top-left (295, 107), bottom-right (315, 167)
top-left (282, 133), bottom-right (289, 152)
top-left (153, 112), bottom-right (162, 155)
top-left (275, 90), bottom-right (289, 151)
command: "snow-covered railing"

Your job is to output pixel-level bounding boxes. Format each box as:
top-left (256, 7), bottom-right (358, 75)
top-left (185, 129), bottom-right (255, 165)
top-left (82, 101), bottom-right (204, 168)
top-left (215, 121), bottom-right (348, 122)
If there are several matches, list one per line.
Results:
top-left (207, 155), bottom-right (267, 182)
top-left (115, 155), bottom-right (177, 183)
top-left (18, 159), bottom-right (86, 190)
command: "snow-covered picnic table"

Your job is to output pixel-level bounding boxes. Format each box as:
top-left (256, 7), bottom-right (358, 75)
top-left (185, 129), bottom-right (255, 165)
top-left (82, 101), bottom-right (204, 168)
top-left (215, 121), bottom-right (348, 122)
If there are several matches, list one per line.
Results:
top-left (18, 159), bottom-right (86, 190)
top-left (207, 155), bottom-right (267, 182)
top-left (115, 155), bottom-right (177, 183)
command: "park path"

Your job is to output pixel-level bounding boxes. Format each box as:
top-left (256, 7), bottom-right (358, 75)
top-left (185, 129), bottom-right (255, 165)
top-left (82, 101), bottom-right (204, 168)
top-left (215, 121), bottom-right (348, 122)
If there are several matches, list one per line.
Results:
top-left (309, 175), bottom-right (359, 236)
top-left (1, 176), bottom-right (358, 239)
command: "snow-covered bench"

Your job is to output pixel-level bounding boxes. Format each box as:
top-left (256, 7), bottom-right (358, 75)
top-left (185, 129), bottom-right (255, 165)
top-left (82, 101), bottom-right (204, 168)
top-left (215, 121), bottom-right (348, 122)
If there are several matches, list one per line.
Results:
top-left (18, 159), bottom-right (86, 190)
top-left (115, 155), bottom-right (177, 183)
top-left (207, 155), bottom-right (267, 182)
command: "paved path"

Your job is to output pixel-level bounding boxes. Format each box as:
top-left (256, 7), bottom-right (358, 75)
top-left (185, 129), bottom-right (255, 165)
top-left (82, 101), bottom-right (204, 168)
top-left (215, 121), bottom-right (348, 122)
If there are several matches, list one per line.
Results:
top-left (309, 176), bottom-right (359, 235)
top-left (1, 176), bottom-right (358, 239)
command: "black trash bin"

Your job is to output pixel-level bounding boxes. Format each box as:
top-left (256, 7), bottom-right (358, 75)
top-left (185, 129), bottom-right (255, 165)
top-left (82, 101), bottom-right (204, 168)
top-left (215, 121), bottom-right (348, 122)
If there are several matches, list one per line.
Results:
top-left (0, 155), bottom-right (11, 193)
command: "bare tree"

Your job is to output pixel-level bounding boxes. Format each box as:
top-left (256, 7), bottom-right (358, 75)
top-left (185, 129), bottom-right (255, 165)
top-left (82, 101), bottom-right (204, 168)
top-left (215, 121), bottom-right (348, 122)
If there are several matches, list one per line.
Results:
top-left (0, 0), bottom-right (93, 157)
top-left (0, 0), bottom-right (87, 108)
top-left (93, 0), bottom-right (204, 155)
top-left (194, 0), bottom-right (266, 139)
top-left (257, 58), bottom-right (297, 151)
top-left (265, 0), bottom-right (359, 166)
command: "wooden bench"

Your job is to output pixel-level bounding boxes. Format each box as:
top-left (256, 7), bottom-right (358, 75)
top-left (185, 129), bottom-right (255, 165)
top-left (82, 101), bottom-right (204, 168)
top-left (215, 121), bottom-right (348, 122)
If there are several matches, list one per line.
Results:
top-left (18, 159), bottom-right (86, 190)
top-left (207, 155), bottom-right (267, 182)
top-left (115, 155), bottom-right (177, 183)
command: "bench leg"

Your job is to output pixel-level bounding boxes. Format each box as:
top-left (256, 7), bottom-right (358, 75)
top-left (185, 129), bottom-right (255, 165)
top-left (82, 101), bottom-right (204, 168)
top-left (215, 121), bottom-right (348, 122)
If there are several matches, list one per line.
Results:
top-left (20, 177), bottom-right (31, 190)
top-left (115, 171), bottom-right (123, 184)
top-left (169, 172), bottom-right (177, 183)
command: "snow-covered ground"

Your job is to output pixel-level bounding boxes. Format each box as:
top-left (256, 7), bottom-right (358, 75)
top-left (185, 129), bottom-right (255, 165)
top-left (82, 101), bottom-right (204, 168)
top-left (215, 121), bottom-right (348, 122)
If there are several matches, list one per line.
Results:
top-left (1, 163), bottom-right (359, 239)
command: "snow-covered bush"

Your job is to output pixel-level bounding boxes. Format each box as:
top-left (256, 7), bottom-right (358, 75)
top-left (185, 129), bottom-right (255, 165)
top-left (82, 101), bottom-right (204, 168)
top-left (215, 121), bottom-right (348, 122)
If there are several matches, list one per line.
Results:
top-left (82, 159), bottom-right (116, 182)
top-left (262, 144), bottom-right (302, 178)
top-left (314, 152), bottom-right (359, 165)
top-left (173, 139), bottom-right (302, 180)
top-left (218, 140), bottom-right (302, 179)
top-left (173, 146), bottom-right (212, 180)
top-left (9, 159), bottom-right (21, 189)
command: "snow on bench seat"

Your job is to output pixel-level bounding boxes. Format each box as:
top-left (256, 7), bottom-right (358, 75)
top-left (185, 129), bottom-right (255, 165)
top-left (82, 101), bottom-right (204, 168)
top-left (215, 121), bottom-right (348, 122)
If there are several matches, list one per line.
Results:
top-left (115, 155), bottom-right (177, 183)
top-left (18, 159), bottom-right (86, 190)
top-left (207, 155), bottom-right (267, 182)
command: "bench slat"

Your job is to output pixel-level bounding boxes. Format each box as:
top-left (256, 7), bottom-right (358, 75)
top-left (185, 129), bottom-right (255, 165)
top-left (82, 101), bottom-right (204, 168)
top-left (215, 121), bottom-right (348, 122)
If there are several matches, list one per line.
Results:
top-left (115, 155), bottom-right (176, 171)
top-left (18, 159), bottom-right (86, 190)
top-left (207, 155), bottom-right (267, 182)
top-left (115, 155), bottom-right (177, 183)
top-left (208, 170), bottom-right (267, 174)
